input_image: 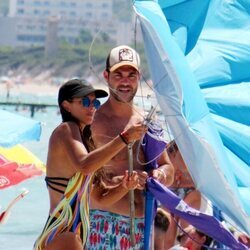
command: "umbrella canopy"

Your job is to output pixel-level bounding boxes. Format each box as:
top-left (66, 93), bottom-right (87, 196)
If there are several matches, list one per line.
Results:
top-left (148, 178), bottom-right (248, 250)
top-left (133, 0), bottom-right (250, 239)
top-left (0, 145), bottom-right (45, 189)
top-left (0, 109), bottom-right (41, 148)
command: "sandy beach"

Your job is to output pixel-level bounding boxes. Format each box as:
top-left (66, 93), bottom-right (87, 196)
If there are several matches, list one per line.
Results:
top-left (0, 78), bottom-right (153, 98)
top-left (0, 81), bottom-right (58, 97)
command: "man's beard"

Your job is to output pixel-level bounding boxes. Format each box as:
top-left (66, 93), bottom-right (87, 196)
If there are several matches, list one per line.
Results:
top-left (110, 88), bottom-right (137, 103)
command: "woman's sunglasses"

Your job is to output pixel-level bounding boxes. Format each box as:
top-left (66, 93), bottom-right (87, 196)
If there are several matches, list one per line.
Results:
top-left (82, 96), bottom-right (101, 109)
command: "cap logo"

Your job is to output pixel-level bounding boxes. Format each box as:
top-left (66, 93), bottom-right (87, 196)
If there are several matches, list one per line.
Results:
top-left (119, 48), bottom-right (134, 62)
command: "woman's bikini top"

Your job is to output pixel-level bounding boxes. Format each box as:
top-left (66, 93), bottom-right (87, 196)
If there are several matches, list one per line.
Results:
top-left (45, 125), bottom-right (92, 194)
top-left (45, 176), bottom-right (69, 194)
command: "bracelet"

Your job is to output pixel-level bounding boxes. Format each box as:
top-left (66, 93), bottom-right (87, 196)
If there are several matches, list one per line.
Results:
top-left (119, 132), bottom-right (129, 145)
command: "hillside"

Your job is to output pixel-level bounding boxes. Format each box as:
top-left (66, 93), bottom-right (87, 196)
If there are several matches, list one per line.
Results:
top-left (0, 43), bottom-right (150, 82)
top-left (0, 44), bottom-right (110, 80)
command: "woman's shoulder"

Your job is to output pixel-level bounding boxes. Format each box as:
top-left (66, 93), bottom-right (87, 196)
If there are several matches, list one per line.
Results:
top-left (50, 122), bottom-right (79, 141)
top-left (55, 121), bottom-right (78, 132)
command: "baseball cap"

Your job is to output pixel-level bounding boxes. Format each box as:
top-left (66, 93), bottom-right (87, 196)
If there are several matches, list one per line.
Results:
top-left (58, 79), bottom-right (108, 105)
top-left (106, 45), bottom-right (140, 72)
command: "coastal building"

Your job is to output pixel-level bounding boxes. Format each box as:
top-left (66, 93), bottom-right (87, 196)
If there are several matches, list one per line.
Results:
top-left (0, 0), bottom-right (135, 47)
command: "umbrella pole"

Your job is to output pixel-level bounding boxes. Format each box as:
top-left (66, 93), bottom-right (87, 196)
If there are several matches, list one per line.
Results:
top-left (143, 105), bottom-right (158, 250)
top-left (128, 106), bottom-right (156, 247)
top-left (128, 142), bottom-right (136, 247)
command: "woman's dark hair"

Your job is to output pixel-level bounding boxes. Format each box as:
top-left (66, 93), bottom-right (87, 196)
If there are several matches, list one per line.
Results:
top-left (167, 140), bottom-right (178, 154)
top-left (154, 209), bottom-right (170, 232)
top-left (199, 231), bottom-right (213, 250)
top-left (59, 102), bottom-right (78, 123)
top-left (81, 125), bottom-right (95, 152)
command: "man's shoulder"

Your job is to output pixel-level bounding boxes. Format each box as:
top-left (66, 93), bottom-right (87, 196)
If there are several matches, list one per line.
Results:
top-left (91, 109), bottom-right (113, 143)
top-left (92, 110), bottom-right (110, 133)
top-left (94, 105), bottom-right (111, 121)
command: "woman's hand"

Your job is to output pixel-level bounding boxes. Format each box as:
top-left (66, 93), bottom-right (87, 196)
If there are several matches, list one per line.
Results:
top-left (120, 123), bottom-right (148, 144)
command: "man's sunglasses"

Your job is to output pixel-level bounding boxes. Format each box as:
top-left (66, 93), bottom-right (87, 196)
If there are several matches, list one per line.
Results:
top-left (82, 96), bottom-right (101, 109)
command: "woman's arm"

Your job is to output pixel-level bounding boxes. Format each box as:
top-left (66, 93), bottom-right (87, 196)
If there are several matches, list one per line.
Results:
top-left (57, 121), bottom-right (147, 175)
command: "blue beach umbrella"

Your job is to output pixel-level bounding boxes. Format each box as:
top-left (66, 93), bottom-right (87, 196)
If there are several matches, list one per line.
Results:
top-left (133, 0), bottom-right (250, 248)
top-left (0, 109), bottom-right (42, 223)
top-left (0, 109), bottom-right (41, 148)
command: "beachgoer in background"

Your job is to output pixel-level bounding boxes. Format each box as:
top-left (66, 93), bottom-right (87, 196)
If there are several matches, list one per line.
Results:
top-left (164, 140), bottom-right (203, 249)
top-left (154, 207), bottom-right (171, 250)
top-left (86, 45), bottom-right (174, 249)
top-left (227, 226), bottom-right (250, 248)
top-left (1, 77), bottom-right (13, 99)
top-left (237, 233), bottom-right (250, 247)
top-left (33, 79), bottom-right (147, 250)
top-left (174, 225), bottom-right (213, 250)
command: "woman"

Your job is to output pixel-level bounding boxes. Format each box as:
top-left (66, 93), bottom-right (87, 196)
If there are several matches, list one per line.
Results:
top-left (33, 79), bottom-right (147, 250)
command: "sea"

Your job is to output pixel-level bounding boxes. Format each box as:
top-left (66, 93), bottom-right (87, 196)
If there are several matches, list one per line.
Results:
top-left (0, 91), bottom-right (60, 250)
top-left (0, 90), bottom-right (161, 250)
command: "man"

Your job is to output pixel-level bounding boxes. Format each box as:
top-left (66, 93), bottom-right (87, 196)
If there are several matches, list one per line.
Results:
top-left (87, 45), bottom-right (174, 249)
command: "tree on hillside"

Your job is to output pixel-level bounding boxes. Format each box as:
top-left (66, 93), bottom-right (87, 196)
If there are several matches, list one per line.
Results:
top-left (78, 30), bottom-right (93, 43)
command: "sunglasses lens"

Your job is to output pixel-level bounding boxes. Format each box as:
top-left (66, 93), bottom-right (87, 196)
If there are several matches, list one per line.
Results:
top-left (82, 97), bottom-right (90, 107)
top-left (82, 97), bottom-right (101, 109)
top-left (93, 99), bottom-right (101, 109)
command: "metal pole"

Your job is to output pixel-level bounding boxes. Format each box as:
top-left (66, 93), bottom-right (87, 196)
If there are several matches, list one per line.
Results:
top-left (128, 142), bottom-right (136, 247)
top-left (128, 105), bottom-right (156, 247)
top-left (143, 105), bottom-right (157, 250)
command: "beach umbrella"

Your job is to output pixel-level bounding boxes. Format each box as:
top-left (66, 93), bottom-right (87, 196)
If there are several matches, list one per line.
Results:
top-left (133, 0), bottom-right (250, 248)
top-left (0, 145), bottom-right (44, 224)
top-left (0, 144), bottom-right (45, 189)
top-left (0, 109), bottom-right (43, 188)
top-left (0, 109), bottom-right (43, 224)
top-left (0, 109), bottom-right (41, 148)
